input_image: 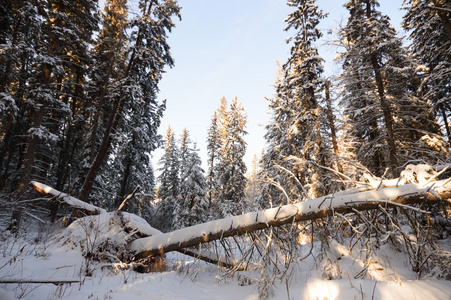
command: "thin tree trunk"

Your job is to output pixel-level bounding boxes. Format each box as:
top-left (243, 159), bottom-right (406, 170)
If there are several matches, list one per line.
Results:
top-left (17, 105), bottom-right (44, 196)
top-left (78, 96), bottom-right (123, 202)
top-left (440, 104), bottom-right (451, 147)
top-left (364, 1), bottom-right (397, 176)
top-left (117, 157), bottom-right (132, 208)
top-left (370, 54), bottom-right (398, 175)
top-left (89, 66), bottom-right (112, 163)
top-left (324, 82), bottom-right (343, 174)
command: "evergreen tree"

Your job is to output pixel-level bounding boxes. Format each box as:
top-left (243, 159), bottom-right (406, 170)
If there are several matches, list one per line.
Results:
top-left (77, 0), bottom-right (180, 203)
top-left (0, 0), bottom-right (42, 191)
top-left (206, 97), bottom-right (229, 208)
top-left (155, 125), bottom-right (179, 230)
top-left (403, 0), bottom-right (451, 147)
top-left (338, 0), bottom-right (443, 177)
top-left (157, 126), bottom-right (179, 201)
top-left (13, 0), bottom-right (99, 196)
top-left (174, 133), bottom-right (208, 228)
top-left (81, 0), bottom-right (129, 181)
top-left (216, 97), bottom-right (248, 217)
top-left (206, 111), bottom-right (221, 205)
top-left (245, 153), bottom-right (264, 210)
top-left (262, 0), bottom-right (330, 205)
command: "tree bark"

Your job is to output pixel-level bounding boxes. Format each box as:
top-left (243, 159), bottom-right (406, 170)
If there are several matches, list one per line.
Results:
top-left (17, 105), bottom-right (44, 196)
top-left (31, 181), bottom-right (107, 215)
top-left (324, 82), bottom-right (343, 175)
top-left (130, 179), bottom-right (451, 258)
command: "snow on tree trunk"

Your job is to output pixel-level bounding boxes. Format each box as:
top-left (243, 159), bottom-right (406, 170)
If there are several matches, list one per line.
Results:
top-left (130, 179), bottom-right (451, 258)
top-left (31, 181), bottom-right (107, 215)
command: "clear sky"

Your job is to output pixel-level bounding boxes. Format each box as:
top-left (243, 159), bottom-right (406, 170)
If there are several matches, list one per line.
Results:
top-left (153, 0), bottom-right (404, 174)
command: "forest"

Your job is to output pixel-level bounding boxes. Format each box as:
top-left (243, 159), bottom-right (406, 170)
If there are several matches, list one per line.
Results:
top-left (1, 0), bottom-right (451, 299)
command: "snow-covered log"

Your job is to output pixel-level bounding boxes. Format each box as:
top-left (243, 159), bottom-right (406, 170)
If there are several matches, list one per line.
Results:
top-left (30, 181), bottom-right (107, 214)
top-left (0, 279), bottom-right (79, 284)
top-left (130, 179), bottom-right (451, 258)
top-left (30, 181), bottom-right (242, 269)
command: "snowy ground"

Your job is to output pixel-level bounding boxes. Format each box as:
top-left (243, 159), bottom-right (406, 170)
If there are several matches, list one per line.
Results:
top-left (1, 214), bottom-right (451, 300)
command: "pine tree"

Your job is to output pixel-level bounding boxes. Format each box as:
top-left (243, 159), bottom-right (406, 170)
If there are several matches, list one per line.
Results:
top-left (0, 0), bottom-right (42, 190)
top-left (206, 97), bottom-right (229, 208)
top-left (14, 0), bottom-right (99, 196)
top-left (83, 0), bottom-right (129, 171)
top-left (245, 153), bottom-right (264, 210)
top-left (77, 0), bottom-right (180, 203)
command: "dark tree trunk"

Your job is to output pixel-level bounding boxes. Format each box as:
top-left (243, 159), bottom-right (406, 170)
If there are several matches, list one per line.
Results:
top-left (370, 54), bottom-right (398, 175)
top-left (440, 104), bottom-right (451, 147)
top-left (78, 16), bottom-right (146, 203)
top-left (324, 82), bottom-right (343, 174)
top-left (17, 105), bottom-right (45, 196)
top-left (117, 157), bottom-right (132, 208)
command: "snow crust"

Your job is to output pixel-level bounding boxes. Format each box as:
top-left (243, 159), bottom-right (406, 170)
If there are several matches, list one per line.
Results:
top-left (1, 229), bottom-right (450, 300)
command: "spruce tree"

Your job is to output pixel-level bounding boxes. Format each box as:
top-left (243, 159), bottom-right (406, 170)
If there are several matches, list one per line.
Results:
top-left (15, 0), bottom-right (99, 196)
top-left (403, 0), bottom-right (451, 147)
top-left (339, 0), bottom-right (443, 176)
top-left (0, 0), bottom-right (42, 190)
top-left (206, 111), bottom-right (220, 205)
top-left (78, 0), bottom-right (180, 203)
top-left (174, 132), bottom-right (208, 228)
top-left (216, 97), bottom-right (248, 217)
top-left (155, 125), bottom-right (179, 231)
top-left (262, 0), bottom-right (330, 204)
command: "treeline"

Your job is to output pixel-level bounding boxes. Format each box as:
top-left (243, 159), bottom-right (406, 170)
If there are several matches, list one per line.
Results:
top-left (150, 97), bottom-right (248, 231)
top-left (0, 0), bottom-right (180, 218)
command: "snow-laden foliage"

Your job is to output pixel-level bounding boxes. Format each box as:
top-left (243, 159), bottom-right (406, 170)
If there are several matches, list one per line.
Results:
top-left (338, 0), bottom-right (446, 177)
top-left (174, 129), bottom-right (209, 229)
top-left (403, 0), bottom-right (451, 145)
top-left (261, 0), bottom-right (331, 208)
top-left (0, 0), bottom-right (180, 220)
top-left (205, 97), bottom-right (248, 219)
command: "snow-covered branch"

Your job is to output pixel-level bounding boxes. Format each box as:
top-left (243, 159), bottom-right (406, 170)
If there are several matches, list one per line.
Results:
top-left (30, 181), bottom-right (107, 215)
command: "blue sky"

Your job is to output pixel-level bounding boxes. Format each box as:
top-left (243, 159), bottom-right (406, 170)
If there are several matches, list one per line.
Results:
top-left (153, 0), bottom-right (404, 173)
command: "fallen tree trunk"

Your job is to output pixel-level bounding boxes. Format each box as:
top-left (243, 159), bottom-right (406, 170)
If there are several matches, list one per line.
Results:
top-left (130, 179), bottom-right (451, 258)
top-left (30, 181), bottom-right (107, 215)
top-left (29, 181), bottom-right (242, 269)
top-left (0, 279), bottom-right (79, 285)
